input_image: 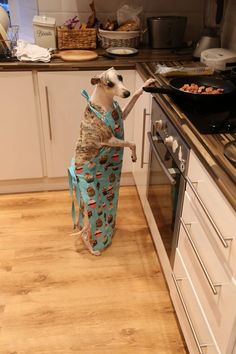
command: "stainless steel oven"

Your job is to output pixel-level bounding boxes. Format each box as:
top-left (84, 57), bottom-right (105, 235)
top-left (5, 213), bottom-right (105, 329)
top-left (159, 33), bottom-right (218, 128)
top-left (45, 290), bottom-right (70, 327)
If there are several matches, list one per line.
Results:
top-left (147, 98), bottom-right (189, 265)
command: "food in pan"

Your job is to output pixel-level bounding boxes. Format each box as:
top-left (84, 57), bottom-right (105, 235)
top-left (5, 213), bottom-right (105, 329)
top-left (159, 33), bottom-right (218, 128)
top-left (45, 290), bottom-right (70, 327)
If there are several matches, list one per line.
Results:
top-left (180, 83), bottom-right (225, 94)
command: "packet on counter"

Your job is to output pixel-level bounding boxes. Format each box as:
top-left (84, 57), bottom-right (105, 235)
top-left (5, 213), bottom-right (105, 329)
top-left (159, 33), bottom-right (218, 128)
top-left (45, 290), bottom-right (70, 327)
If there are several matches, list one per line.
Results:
top-left (156, 64), bottom-right (214, 77)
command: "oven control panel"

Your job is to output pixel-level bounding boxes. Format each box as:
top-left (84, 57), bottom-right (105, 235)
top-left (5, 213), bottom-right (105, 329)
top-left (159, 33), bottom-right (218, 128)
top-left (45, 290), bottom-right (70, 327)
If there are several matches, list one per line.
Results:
top-left (151, 98), bottom-right (189, 173)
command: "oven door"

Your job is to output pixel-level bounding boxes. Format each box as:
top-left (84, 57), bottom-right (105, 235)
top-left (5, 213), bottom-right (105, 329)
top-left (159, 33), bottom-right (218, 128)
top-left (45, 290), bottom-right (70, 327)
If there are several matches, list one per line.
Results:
top-left (147, 131), bottom-right (185, 265)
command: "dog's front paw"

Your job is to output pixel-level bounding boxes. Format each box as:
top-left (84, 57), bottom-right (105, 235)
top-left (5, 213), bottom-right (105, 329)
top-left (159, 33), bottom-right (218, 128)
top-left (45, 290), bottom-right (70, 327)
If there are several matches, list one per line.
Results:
top-left (131, 155), bottom-right (137, 162)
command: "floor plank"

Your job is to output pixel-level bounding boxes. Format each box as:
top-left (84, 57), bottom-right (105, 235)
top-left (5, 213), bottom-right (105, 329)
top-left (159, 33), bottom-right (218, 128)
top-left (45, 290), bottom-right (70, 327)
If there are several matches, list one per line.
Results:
top-left (0, 187), bottom-right (187, 354)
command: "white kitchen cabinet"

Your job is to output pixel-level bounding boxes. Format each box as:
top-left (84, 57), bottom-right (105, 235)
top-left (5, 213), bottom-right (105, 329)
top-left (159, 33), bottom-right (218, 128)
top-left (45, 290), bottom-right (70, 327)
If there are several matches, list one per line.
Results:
top-left (132, 71), bottom-right (152, 207)
top-left (37, 70), bottom-right (135, 178)
top-left (173, 151), bottom-right (236, 354)
top-left (0, 72), bottom-right (43, 181)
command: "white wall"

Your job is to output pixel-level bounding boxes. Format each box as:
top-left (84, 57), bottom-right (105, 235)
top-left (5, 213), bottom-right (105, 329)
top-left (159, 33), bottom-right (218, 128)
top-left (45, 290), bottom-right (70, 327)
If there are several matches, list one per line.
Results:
top-left (221, 0), bottom-right (236, 52)
top-left (9, 0), bottom-right (38, 41)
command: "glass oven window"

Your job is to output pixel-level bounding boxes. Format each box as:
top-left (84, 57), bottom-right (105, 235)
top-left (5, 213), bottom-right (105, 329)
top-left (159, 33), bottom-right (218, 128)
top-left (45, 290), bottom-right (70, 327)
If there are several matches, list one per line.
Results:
top-left (147, 140), bottom-right (181, 259)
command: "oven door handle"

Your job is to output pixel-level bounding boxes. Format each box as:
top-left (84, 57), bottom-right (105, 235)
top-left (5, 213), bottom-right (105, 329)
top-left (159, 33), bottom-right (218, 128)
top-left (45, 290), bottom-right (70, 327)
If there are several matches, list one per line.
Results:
top-left (147, 132), bottom-right (176, 185)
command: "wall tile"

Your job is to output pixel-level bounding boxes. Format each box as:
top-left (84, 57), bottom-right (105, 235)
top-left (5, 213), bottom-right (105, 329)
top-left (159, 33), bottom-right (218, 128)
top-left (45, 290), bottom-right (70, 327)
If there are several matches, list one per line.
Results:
top-left (27, 0), bottom-right (207, 43)
top-left (61, 0), bottom-right (80, 12)
top-left (37, 0), bottom-right (62, 13)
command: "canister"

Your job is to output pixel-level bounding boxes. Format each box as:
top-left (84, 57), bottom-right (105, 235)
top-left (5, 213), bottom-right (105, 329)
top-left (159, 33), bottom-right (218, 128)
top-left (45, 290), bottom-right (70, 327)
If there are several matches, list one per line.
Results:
top-left (33, 15), bottom-right (56, 49)
top-left (147, 16), bottom-right (187, 49)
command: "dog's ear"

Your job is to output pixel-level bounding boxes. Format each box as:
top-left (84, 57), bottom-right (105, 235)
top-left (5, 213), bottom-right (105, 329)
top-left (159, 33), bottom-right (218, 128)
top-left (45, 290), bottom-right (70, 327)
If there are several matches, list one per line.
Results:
top-left (91, 77), bottom-right (101, 85)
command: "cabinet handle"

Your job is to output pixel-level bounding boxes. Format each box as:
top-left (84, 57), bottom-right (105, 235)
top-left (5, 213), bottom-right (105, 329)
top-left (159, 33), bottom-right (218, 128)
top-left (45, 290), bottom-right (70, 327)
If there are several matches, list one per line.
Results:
top-left (141, 108), bottom-right (150, 168)
top-left (186, 176), bottom-right (231, 248)
top-left (172, 273), bottom-right (209, 354)
top-left (180, 217), bottom-right (221, 295)
top-left (45, 86), bottom-right (53, 141)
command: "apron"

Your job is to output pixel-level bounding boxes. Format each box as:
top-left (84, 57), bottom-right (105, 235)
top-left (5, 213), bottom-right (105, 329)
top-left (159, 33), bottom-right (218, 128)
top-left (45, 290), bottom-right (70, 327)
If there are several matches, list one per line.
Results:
top-left (68, 89), bottom-right (124, 252)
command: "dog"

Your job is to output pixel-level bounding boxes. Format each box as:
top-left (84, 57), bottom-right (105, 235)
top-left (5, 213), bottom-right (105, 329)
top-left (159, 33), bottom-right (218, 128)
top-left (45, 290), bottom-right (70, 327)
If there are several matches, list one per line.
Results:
top-left (69, 67), bottom-right (155, 256)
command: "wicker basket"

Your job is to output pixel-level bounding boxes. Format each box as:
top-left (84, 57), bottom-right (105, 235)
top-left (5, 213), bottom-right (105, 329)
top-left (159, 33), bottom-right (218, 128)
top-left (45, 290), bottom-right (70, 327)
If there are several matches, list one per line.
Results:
top-left (98, 29), bottom-right (140, 49)
top-left (57, 27), bottom-right (97, 49)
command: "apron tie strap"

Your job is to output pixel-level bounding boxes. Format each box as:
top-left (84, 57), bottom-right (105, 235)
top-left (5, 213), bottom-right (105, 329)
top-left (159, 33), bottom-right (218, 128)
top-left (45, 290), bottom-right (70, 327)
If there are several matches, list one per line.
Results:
top-left (68, 164), bottom-right (80, 228)
top-left (81, 89), bottom-right (103, 119)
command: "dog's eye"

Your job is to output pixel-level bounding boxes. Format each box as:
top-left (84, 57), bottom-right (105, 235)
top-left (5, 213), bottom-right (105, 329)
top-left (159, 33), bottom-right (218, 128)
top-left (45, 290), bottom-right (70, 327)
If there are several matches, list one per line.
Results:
top-left (107, 81), bottom-right (114, 88)
top-left (117, 75), bottom-right (123, 82)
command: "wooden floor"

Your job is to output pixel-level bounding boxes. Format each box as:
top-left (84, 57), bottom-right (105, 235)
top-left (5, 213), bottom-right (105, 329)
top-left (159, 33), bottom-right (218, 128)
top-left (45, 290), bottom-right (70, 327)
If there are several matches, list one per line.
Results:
top-left (0, 187), bottom-right (187, 354)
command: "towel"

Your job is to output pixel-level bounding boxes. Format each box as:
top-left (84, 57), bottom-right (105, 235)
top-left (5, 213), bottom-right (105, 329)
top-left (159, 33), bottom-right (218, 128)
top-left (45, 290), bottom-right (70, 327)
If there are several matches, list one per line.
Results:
top-left (16, 40), bottom-right (51, 62)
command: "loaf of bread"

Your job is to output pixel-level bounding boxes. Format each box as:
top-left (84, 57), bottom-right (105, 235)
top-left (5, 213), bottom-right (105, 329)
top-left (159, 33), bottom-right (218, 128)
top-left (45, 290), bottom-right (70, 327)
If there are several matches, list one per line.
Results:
top-left (117, 20), bottom-right (139, 31)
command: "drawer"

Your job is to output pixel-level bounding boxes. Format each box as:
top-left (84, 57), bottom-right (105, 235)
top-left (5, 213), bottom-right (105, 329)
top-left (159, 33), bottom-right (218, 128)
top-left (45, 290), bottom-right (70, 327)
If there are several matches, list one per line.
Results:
top-left (178, 210), bottom-right (236, 354)
top-left (183, 187), bottom-right (236, 277)
top-left (173, 250), bottom-right (220, 354)
top-left (187, 151), bottom-right (236, 244)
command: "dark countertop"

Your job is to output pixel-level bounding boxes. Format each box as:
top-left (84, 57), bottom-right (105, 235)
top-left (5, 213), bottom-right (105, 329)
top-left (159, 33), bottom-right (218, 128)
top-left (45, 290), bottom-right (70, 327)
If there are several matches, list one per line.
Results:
top-left (0, 48), bottom-right (192, 71)
top-left (137, 62), bottom-right (236, 212)
top-left (1, 48), bottom-right (235, 210)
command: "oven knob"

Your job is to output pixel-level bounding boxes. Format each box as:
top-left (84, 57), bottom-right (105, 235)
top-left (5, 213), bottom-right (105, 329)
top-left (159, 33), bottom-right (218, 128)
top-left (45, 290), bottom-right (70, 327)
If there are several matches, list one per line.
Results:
top-left (155, 119), bottom-right (166, 130)
top-left (172, 139), bottom-right (178, 153)
top-left (164, 136), bottom-right (174, 146)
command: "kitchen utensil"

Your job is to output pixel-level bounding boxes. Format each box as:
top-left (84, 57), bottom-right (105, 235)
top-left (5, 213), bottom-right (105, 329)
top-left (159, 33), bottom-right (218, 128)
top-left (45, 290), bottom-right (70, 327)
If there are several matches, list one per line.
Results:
top-left (143, 76), bottom-right (236, 104)
top-left (0, 23), bottom-right (10, 51)
top-left (193, 35), bottom-right (221, 58)
top-left (51, 50), bottom-right (98, 61)
top-left (193, 0), bottom-right (224, 58)
top-left (0, 5), bottom-right (9, 31)
top-left (106, 47), bottom-right (138, 56)
top-left (147, 16), bottom-right (187, 49)
top-left (201, 48), bottom-right (236, 71)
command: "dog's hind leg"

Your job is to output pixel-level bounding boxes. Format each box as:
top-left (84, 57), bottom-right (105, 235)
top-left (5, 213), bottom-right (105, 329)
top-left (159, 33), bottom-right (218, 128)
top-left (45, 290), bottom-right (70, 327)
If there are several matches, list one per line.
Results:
top-left (72, 207), bottom-right (101, 256)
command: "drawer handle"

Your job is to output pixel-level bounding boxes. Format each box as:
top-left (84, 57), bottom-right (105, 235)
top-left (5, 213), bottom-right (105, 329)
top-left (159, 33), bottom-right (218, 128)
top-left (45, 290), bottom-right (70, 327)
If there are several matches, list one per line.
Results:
top-left (186, 176), bottom-right (231, 249)
top-left (180, 217), bottom-right (221, 295)
top-left (172, 273), bottom-right (209, 354)
top-left (141, 108), bottom-right (150, 168)
top-left (45, 86), bottom-right (53, 141)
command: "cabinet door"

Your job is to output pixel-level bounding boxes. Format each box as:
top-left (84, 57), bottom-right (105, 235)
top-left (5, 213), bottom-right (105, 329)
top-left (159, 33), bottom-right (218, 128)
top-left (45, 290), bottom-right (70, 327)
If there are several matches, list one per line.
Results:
top-left (132, 72), bottom-right (152, 207)
top-left (0, 72), bottom-right (43, 181)
top-left (38, 70), bottom-right (135, 178)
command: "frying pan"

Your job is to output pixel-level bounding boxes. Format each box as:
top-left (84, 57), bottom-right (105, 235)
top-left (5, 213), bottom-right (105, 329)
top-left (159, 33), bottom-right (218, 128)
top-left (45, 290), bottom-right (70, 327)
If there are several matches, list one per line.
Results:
top-left (143, 76), bottom-right (236, 104)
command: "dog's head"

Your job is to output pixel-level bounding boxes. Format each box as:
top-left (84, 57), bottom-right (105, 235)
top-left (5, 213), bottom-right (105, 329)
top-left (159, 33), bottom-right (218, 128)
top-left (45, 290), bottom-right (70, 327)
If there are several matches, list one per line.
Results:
top-left (91, 67), bottom-right (130, 98)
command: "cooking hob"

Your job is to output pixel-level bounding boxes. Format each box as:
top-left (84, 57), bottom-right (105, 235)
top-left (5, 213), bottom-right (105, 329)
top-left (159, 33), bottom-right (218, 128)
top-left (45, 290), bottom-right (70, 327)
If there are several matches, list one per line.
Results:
top-left (173, 92), bottom-right (236, 134)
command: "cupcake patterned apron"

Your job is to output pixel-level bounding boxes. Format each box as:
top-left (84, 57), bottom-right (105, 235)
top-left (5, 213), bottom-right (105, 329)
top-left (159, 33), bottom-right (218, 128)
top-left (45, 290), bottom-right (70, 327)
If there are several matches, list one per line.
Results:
top-left (68, 89), bottom-right (124, 252)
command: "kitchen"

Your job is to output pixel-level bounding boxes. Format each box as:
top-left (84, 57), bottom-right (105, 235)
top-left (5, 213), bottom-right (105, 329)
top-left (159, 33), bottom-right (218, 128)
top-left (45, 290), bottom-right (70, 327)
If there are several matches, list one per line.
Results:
top-left (0, 0), bottom-right (236, 353)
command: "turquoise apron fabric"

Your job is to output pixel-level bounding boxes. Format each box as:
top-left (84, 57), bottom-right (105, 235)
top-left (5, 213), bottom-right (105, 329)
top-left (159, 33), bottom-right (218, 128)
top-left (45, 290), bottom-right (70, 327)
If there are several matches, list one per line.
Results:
top-left (68, 89), bottom-right (124, 252)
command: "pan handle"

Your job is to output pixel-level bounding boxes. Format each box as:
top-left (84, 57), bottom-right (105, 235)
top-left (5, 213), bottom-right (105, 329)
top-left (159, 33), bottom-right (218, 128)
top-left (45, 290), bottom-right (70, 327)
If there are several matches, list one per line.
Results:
top-left (143, 86), bottom-right (174, 94)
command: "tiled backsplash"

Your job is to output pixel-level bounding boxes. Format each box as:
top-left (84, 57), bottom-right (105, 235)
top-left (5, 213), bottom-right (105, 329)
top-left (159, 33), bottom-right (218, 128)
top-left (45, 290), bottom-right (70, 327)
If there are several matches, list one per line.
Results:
top-left (8, 0), bottom-right (236, 51)
top-left (37, 0), bottom-right (205, 42)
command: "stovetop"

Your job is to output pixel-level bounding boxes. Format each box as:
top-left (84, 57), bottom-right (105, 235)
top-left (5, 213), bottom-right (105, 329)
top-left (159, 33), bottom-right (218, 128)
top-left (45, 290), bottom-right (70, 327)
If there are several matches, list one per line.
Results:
top-left (151, 61), bottom-right (236, 135)
top-left (174, 93), bottom-right (236, 134)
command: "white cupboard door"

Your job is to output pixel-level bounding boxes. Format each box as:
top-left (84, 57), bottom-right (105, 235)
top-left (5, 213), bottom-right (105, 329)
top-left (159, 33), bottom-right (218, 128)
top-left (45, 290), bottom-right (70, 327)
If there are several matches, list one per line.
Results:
top-left (132, 71), bottom-right (152, 207)
top-left (37, 71), bottom-right (97, 178)
top-left (0, 72), bottom-right (43, 181)
top-left (38, 70), bottom-right (135, 178)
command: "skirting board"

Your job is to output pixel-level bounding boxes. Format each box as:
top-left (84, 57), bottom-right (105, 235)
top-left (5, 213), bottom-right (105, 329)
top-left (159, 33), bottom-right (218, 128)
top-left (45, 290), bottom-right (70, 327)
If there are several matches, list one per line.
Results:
top-left (0, 172), bottom-right (134, 195)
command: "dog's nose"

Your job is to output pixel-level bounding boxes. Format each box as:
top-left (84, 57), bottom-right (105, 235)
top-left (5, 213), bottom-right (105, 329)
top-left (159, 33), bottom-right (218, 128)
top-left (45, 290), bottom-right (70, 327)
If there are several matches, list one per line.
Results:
top-left (123, 90), bottom-right (130, 98)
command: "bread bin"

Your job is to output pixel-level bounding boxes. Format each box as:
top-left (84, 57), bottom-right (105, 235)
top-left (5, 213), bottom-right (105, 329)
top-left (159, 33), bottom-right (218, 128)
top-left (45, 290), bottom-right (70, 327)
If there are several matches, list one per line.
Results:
top-left (147, 16), bottom-right (187, 49)
top-left (33, 15), bottom-right (56, 49)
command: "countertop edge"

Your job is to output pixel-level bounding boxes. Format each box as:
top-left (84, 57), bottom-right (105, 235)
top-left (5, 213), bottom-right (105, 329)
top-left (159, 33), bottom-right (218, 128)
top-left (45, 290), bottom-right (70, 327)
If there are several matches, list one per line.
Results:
top-left (137, 63), bottom-right (236, 212)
